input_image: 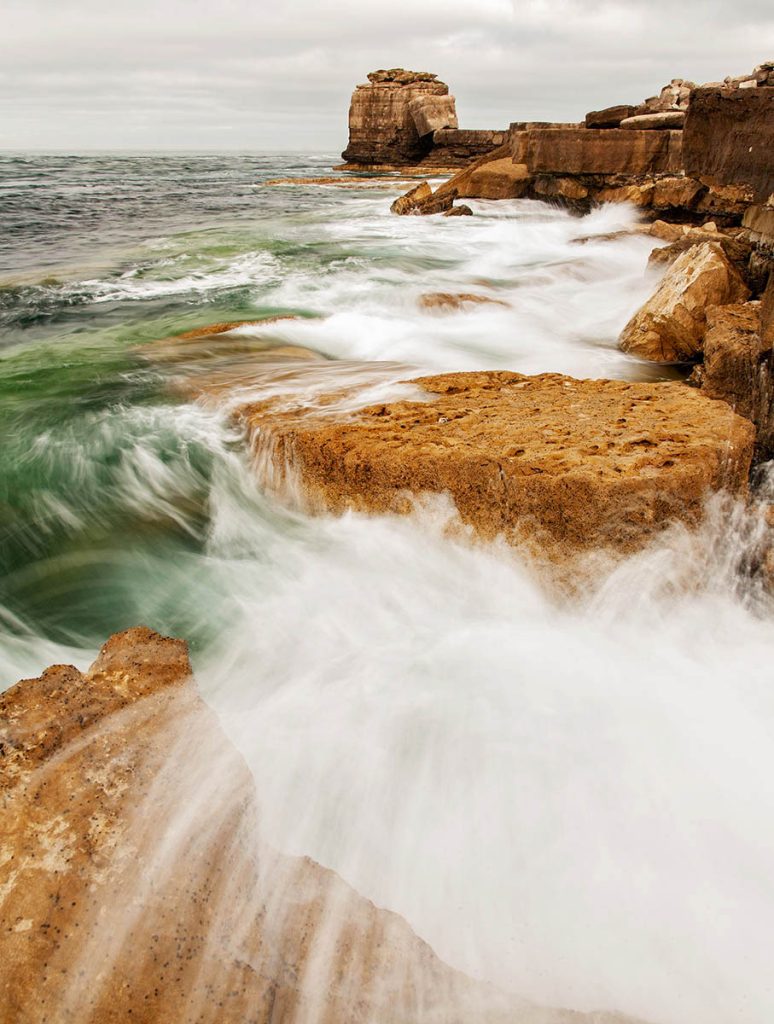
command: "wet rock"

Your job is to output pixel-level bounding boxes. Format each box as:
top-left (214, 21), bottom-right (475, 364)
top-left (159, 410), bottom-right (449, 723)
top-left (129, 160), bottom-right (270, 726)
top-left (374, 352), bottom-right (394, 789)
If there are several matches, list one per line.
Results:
top-left (696, 302), bottom-right (774, 456)
top-left (0, 626), bottom-right (652, 1024)
top-left (619, 242), bottom-right (750, 362)
top-left (390, 180), bottom-right (455, 215)
top-left (533, 176), bottom-right (589, 202)
top-left (647, 232), bottom-right (753, 281)
top-left (620, 112), bottom-right (686, 130)
top-left (418, 292), bottom-right (509, 311)
top-left (585, 105), bottom-right (637, 129)
top-left (237, 371), bottom-right (753, 562)
top-left (435, 146), bottom-right (531, 200)
top-left (650, 176), bottom-right (705, 211)
top-left (443, 204), bottom-right (473, 216)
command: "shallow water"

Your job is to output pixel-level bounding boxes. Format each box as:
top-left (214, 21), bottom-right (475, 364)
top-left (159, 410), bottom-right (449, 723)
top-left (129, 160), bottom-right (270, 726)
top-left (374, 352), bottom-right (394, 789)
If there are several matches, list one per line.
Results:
top-left (2, 153), bottom-right (773, 1024)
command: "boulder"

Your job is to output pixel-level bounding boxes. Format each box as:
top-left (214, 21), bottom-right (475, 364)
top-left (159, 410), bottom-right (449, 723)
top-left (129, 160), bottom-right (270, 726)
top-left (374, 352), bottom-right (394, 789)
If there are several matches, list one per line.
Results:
top-left (619, 242), bottom-right (750, 362)
top-left (436, 146), bottom-right (531, 200)
top-left (585, 105), bottom-right (637, 129)
top-left (533, 176), bottom-right (589, 202)
top-left (408, 94), bottom-right (458, 136)
top-left (696, 302), bottom-right (774, 456)
top-left (647, 232), bottom-right (753, 281)
top-left (3, 626), bottom-right (648, 1024)
top-left (620, 112), bottom-right (686, 130)
top-left (651, 176), bottom-right (705, 210)
top-left (683, 86), bottom-right (774, 203)
top-left (390, 180), bottom-right (455, 215)
top-left (235, 370), bottom-right (753, 562)
top-left (443, 203), bottom-right (473, 216)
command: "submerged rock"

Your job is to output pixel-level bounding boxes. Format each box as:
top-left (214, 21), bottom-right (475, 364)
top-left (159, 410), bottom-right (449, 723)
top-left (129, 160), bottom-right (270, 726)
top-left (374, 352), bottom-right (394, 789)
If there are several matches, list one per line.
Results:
top-left (236, 370), bottom-right (754, 562)
top-left (418, 292), bottom-right (510, 311)
top-left (619, 242), bottom-right (750, 362)
top-left (0, 627), bottom-right (650, 1024)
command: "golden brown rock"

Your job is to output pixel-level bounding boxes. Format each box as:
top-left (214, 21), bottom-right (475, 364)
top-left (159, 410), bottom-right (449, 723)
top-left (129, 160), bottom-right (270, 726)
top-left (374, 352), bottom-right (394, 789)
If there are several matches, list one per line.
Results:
top-left (418, 292), bottom-right (510, 311)
top-left (436, 147), bottom-right (531, 200)
top-left (390, 181), bottom-right (456, 215)
top-left (696, 302), bottom-right (774, 456)
top-left (237, 371), bottom-right (754, 561)
top-left (647, 232), bottom-right (752, 280)
top-left (0, 627), bottom-right (650, 1024)
top-left (619, 242), bottom-right (750, 362)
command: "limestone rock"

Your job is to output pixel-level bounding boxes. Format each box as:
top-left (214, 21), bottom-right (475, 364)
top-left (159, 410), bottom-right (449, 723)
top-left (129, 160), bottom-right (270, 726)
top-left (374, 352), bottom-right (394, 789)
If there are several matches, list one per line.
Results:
top-left (649, 175), bottom-right (705, 210)
top-left (0, 627), bottom-right (657, 1024)
top-left (585, 105), bottom-right (637, 129)
top-left (698, 302), bottom-right (774, 455)
top-left (684, 86), bottom-right (774, 203)
top-left (516, 128), bottom-right (683, 176)
top-left (236, 371), bottom-right (753, 561)
top-left (443, 204), bottom-right (473, 216)
top-left (418, 292), bottom-right (509, 311)
top-left (620, 242), bottom-right (750, 362)
top-left (436, 146), bottom-right (531, 200)
top-left (408, 94), bottom-right (458, 137)
top-left (647, 232), bottom-right (752, 281)
top-left (342, 70), bottom-right (452, 165)
top-left (620, 111), bottom-right (686, 130)
top-left (390, 181), bottom-right (455, 215)
top-left (533, 176), bottom-right (589, 202)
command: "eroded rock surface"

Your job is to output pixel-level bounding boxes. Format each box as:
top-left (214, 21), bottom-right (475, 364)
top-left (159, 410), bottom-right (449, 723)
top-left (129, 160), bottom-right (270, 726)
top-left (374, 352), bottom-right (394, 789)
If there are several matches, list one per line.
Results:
top-left (619, 242), bottom-right (750, 362)
top-left (695, 302), bottom-right (774, 457)
top-left (236, 371), bottom-right (753, 561)
top-left (0, 627), bottom-right (651, 1024)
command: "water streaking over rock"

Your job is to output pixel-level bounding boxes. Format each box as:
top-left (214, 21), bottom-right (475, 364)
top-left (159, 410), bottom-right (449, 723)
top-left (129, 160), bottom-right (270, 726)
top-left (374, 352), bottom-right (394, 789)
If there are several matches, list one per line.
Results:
top-left (2, 154), bottom-right (774, 1024)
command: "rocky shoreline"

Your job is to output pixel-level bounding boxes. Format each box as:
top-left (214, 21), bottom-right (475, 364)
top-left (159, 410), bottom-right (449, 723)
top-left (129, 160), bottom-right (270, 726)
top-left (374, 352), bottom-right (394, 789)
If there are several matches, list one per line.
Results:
top-left (3, 61), bottom-right (774, 1024)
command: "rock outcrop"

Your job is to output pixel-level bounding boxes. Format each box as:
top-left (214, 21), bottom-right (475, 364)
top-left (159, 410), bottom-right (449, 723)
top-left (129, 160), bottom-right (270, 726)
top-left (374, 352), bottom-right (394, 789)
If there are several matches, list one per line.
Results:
top-left (340, 69), bottom-right (503, 169)
top-left (390, 180), bottom-right (456, 215)
top-left (0, 626), bottom-right (651, 1024)
top-left (235, 370), bottom-right (754, 562)
top-left (619, 242), bottom-right (750, 362)
top-left (693, 302), bottom-right (774, 457)
top-left (684, 86), bottom-right (774, 202)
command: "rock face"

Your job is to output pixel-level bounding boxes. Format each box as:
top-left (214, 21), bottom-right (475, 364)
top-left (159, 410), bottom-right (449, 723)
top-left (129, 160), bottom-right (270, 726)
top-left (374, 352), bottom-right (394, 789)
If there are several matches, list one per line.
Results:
top-left (408, 94), bottom-right (458, 137)
top-left (619, 242), bottom-right (750, 362)
top-left (511, 128), bottom-right (683, 176)
top-left (697, 302), bottom-right (774, 456)
top-left (236, 371), bottom-right (754, 562)
top-left (683, 86), bottom-right (774, 202)
top-left (0, 626), bottom-right (653, 1024)
top-left (341, 69), bottom-right (453, 165)
top-left (435, 145), bottom-right (531, 201)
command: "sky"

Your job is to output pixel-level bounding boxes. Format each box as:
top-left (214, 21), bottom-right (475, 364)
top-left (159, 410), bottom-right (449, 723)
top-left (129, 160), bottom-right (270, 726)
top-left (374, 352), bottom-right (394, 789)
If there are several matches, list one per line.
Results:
top-left (2, 0), bottom-right (773, 152)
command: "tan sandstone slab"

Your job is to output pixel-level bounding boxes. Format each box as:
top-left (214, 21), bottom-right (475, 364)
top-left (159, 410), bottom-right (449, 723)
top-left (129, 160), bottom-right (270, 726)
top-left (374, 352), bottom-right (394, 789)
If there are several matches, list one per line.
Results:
top-left (0, 627), bottom-right (649, 1024)
top-left (236, 370), bottom-right (754, 561)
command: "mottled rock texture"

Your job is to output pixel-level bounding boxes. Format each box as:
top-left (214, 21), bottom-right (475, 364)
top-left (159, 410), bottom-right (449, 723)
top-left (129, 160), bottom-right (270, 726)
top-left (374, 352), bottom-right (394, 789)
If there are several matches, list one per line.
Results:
top-left (697, 302), bottom-right (774, 457)
top-left (0, 627), bottom-right (652, 1024)
top-left (684, 87), bottom-right (774, 202)
top-left (619, 242), bottom-right (750, 362)
top-left (237, 371), bottom-right (753, 561)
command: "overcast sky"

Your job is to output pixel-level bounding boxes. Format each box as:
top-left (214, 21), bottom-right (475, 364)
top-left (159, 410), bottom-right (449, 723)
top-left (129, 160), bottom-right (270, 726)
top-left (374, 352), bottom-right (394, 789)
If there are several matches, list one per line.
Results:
top-left (2, 0), bottom-right (773, 152)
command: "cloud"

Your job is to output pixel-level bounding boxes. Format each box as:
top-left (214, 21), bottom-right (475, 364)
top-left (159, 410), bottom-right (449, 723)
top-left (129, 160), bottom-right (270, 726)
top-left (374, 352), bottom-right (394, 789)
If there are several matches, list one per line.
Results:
top-left (1, 0), bottom-right (772, 149)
